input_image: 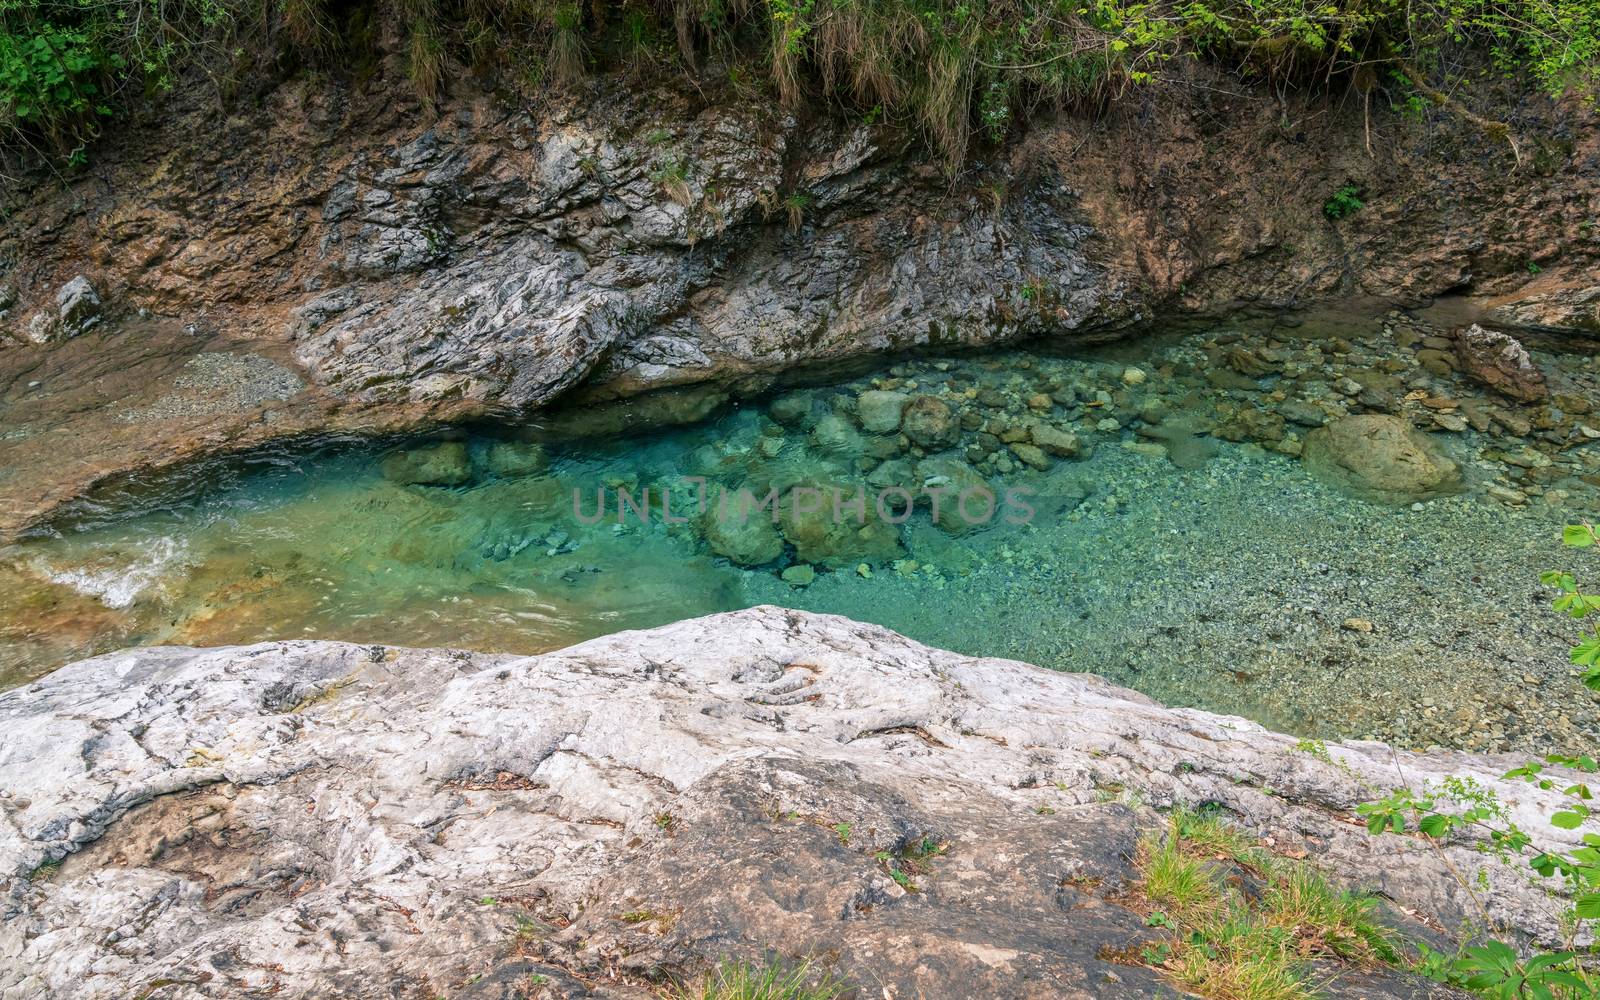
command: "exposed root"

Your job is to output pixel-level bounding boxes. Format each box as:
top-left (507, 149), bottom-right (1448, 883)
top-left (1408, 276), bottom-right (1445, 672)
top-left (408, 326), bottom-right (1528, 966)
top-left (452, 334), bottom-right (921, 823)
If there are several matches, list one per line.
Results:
top-left (1394, 59), bottom-right (1521, 167)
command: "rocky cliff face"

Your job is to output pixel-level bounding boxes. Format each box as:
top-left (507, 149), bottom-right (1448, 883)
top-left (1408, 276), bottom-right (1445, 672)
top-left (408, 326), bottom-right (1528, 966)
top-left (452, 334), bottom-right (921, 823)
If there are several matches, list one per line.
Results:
top-left (0, 607), bottom-right (1583, 998)
top-left (0, 67), bottom-right (1596, 535)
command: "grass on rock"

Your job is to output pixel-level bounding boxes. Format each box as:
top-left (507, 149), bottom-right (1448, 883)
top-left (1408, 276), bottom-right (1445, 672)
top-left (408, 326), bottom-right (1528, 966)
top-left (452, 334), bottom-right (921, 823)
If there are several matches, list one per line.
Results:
top-left (669, 959), bottom-right (847, 1000)
top-left (1135, 809), bottom-right (1399, 1000)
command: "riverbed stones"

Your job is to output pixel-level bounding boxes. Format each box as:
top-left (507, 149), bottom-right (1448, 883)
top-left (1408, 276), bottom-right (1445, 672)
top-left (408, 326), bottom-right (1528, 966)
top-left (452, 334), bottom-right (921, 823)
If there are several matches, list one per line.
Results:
top-left (1451, 324), bottom-right (1548, 403)
top-left (900, 395), bottom-right (959, 449)
top-left (380, 440), bottom-right (473, 486)
top-left (855, 390), bottom-right (909, 433)
top-left (1029, 423), bottom-right (1082, 458)
top-left (1302, 414), bottom-right (1462, 502)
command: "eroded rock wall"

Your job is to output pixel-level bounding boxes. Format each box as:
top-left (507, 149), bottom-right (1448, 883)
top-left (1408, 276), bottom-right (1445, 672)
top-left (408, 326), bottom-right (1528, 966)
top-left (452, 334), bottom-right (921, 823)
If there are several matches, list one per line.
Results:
top-left (2, 66), bottom-right (1596, 419)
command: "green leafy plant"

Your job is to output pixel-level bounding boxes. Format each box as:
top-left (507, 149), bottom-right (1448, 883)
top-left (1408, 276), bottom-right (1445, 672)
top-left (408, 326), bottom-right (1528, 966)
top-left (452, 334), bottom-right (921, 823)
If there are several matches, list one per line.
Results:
top-left (0, 23), bottom-right (121, 152)
top-left (1544, 523), bottom-right (1600, 690)
top-left (872, 834), bottom-right (949, 893)
top-left (1322, 182), bottom-right (1365, 220)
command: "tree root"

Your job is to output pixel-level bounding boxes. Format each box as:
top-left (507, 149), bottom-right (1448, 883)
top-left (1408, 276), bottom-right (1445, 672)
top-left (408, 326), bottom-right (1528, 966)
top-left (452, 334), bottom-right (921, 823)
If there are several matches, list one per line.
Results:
top-left (1395, 59), bottom-right (1521, 166)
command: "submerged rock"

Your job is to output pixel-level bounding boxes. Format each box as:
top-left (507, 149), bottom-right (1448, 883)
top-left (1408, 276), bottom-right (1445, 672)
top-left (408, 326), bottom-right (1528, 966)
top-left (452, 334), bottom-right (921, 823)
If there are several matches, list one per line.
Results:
top-left (767, 391), bottom-right (814, 428)
top-left (483, 440), bottom-right (549, 478)
top-left (1302, 414), bottom-right (1462, 502)
top-left (1451, 324), bottom-right (1548, 403)
top-left (915, 456), bottom-right (992, 534)
top-left (855, 390), bottom-right (909, 433)
top-left (900, 395), bottom-right (959, 450)
top-left (0, 609), bottom-right (1573, 998)
top-left (779, 563), bottom-right (816, 586)
top-left (1028, 422), bottom-right (1082, 458)
top-left (1137, 420), bottom-right (1220, 470)
top-left (380, 440), bottom-right (473, 486)
top-left (778, 485), bottom-right (904, 567)
top-left (701, 507), bottom-right (784, 567)
top-left (809, 412), bottom-right (864, 456)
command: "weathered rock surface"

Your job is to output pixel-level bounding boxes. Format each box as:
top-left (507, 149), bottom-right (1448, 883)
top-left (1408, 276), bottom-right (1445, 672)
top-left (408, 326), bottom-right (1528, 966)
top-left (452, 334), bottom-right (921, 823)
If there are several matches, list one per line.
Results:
top-left (1302, 413), bottom-right (1463, 502)
top-left (1450, 324), bottom-right (1548, 402)
top-left (1482, 269), bottom-right (1600, 336)
top-left (0, 608), bottom-right (1582, 998)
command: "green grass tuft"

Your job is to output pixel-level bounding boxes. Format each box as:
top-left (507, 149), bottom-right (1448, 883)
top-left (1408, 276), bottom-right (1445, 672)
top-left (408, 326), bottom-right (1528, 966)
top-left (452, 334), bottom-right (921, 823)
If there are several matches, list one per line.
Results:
top-left (1136, 809), bottom-right (1405, 1000)
top-left (1139, 821), bottom-right (1226, 922)
top-left (671, 959), bottom-right (848, 1000)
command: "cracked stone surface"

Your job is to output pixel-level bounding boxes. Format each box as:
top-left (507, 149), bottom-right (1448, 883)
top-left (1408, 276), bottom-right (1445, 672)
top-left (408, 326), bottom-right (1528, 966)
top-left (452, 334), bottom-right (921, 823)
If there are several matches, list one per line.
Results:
top-left (0, 607), bottom-right (1583, 998)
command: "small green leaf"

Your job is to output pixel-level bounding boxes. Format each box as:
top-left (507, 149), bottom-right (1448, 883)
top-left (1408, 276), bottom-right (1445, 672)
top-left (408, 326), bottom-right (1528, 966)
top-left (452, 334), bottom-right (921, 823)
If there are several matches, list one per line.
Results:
top-left (1550, 811), bottom-right (1585, 830)
top-left (1418, 813), bottom-right (1452, 838)
top-left (1563, 524), bottom-right (1595, 548)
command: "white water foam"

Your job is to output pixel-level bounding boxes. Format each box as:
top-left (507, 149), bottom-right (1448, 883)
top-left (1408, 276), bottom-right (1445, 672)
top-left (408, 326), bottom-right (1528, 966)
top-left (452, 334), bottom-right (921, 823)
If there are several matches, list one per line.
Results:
top-left (43, 536), bottom-right (189, 609)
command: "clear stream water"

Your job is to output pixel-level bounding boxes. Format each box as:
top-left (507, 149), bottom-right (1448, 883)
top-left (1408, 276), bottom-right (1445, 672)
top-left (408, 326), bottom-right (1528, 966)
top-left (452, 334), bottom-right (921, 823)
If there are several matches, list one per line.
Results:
top-left (3, 318), bottom-right (1597, 754)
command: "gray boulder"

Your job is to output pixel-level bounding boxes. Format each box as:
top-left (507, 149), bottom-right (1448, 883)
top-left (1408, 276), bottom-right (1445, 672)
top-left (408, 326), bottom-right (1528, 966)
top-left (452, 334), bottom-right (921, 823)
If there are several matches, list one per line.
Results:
top-left (21, 277), bottom-right (104, 344)
top-left (0, 609), bottom-right (1566, 999)
top-left (56, 277), bottom-right (102, 336)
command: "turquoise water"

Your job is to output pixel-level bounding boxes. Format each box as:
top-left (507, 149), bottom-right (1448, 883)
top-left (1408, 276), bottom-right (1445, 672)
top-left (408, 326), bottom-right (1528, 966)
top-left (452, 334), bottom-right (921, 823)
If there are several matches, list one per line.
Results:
top-left (3, 329), bottom-right (1597, 753)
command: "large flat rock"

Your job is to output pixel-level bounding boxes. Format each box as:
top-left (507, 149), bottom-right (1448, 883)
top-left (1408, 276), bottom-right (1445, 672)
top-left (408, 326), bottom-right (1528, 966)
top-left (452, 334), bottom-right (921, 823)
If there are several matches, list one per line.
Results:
top-left (0, 608), bottom-right (1580, 998)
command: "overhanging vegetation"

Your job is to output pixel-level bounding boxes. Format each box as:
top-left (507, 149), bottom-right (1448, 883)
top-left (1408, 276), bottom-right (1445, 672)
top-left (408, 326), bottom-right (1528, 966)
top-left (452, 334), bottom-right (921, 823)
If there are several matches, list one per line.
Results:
top-left (3, 1), bottom-right (1598, 164)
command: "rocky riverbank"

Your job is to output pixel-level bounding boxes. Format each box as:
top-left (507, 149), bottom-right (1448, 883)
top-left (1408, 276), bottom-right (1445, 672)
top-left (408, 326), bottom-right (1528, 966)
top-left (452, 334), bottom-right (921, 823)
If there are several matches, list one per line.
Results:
top-left (0, 607), bottom-right (1588, 999)
top-left (0, 62), bottom-right (1597, 539)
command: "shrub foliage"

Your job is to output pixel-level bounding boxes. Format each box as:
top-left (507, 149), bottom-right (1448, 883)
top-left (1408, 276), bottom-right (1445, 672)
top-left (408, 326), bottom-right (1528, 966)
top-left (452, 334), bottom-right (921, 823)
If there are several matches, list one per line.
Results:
top-left (3, 0), bottom-right (1599, 162)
